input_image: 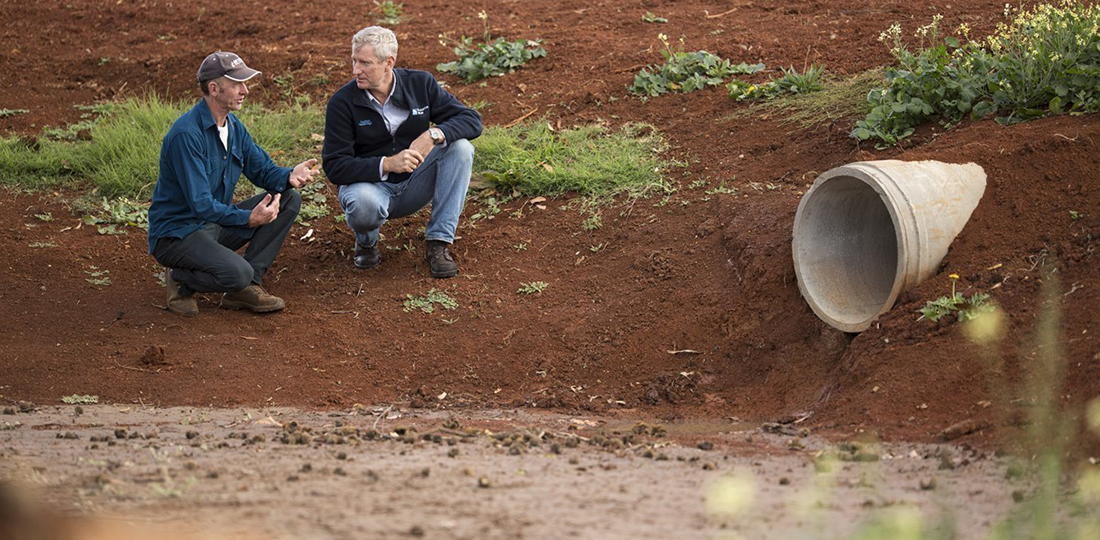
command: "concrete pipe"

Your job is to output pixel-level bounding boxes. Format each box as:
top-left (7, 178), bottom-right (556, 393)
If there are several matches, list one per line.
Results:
top-left (792, 160), bottom-right (987, 332)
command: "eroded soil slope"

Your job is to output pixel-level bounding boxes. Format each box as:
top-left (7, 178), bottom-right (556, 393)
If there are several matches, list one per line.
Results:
top-left (0, 0), bottom-right (1097, 450)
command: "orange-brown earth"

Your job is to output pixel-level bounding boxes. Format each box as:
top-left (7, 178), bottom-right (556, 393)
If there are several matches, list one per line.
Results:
top-left (1, 0), bottom-right (1097, 453)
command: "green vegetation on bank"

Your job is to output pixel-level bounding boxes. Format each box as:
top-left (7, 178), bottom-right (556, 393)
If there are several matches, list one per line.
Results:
top-left (727, 64), bottom-right (827, 101)
top-left (372, 0), bottom-right (404, 25)
top-left (917, 273), bottom-right (993, 323)
top-left (0, 97), bottom-right (321, 199)
top-left (630, 34), bottom-right (831, 104)
top-left (0, 96), bottom-right (675, 219)
top-left (630, 33), bottom-right (764, 97)
top-left (855, 1), bottom-right (1100, 146)
top-left (473, 121), bottom-right (674, 199)
top-left (436, 11), bottom-right (546, 83)
top-left (727, 69), bottom-right (884, 128)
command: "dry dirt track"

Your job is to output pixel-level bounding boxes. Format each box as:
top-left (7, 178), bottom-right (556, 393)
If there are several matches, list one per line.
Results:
top-left (0, 0), bottom-right (1098, 537)
top-left (2, 405), bottom-right (1031, 540)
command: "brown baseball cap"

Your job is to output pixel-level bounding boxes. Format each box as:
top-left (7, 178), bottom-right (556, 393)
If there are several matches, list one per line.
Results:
top-left (197, 52), bottom-right (261, 82)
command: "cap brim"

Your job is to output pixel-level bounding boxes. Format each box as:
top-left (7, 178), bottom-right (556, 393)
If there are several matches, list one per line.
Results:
top-left (224, 68), bottom-right (261, 82)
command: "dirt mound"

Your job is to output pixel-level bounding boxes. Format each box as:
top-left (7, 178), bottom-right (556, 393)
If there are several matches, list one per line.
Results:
top-left (0, 0), bottom-right (1097, 452)
top-left (820, 115), bottom-right (1100, 443)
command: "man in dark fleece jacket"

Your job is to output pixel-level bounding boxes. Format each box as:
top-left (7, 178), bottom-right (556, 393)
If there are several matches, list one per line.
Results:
top-left (322, 26), bottom-right (482, 278)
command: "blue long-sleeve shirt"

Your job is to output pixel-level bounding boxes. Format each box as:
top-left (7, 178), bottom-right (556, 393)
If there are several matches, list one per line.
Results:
top-left (147, 99), bottom-right (290, 253)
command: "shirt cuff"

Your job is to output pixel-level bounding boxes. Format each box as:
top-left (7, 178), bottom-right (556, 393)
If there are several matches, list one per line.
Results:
top-left (379, 157), bottom-right (388, 182)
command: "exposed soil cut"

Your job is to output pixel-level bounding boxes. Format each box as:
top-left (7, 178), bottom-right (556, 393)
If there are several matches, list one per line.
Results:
top-left (1, 2), bottom-right (1098, 527)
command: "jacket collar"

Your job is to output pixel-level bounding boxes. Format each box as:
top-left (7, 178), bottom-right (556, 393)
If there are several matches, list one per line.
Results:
top-left (351, 70), bottom-right (407, 108)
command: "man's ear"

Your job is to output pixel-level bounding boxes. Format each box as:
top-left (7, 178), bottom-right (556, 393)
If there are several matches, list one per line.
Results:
top-left (385, 56), bottom-right (396, 69)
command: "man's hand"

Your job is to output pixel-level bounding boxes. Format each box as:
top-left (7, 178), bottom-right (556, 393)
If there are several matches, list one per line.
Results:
top-left (288, 158), bottom-right (319, 189)
top-left (248, 193), bottom-right (281, 228)
top-left (383, 149), bottom-right (426, 174)
top-left (408, 130), bottom-right (436, 162)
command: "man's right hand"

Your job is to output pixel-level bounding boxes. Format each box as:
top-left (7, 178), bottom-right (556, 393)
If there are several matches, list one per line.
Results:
top-left (249, 193), bottom-right (280, 228)
top-left (383, 149), bottom-right (425, 174)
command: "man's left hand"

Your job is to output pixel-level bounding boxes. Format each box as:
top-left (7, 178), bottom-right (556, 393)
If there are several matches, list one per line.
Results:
top-left (289, 158), bottom-right (320, 188)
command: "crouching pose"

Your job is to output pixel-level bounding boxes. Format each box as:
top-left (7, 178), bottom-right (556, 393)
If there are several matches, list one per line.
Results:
top-left (322, 26), bottom-right (482, 278)
top-left (148, 52), bottom-right (318, 316)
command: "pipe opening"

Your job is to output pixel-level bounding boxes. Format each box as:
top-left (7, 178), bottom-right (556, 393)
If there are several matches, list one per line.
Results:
top-left (796, 176), bottom-right (898, 327)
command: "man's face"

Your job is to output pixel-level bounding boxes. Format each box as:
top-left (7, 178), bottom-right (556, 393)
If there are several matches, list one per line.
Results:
top-left (352, 45), bottom-right (394, 93)
top-left (210, 78), bottom-right (249, 112)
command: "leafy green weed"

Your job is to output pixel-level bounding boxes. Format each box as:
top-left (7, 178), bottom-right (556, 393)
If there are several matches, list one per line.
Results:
top-left (404, 288), bottom-right (458, 314)
top-left (437, 11), bottom-right (546, 83)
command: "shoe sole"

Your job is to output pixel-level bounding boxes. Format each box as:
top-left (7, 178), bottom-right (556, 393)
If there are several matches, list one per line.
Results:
top-left (167, 306), bottom-right (198, 317)
top-left (219, 301), bottom-right (285, 313)
top-left (430, 268), bottom-right (458, 279)
top-left (354, 259), bottom-right (381, 270)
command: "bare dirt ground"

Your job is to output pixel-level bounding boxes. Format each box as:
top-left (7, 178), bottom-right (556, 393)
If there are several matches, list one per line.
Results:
top-left (3, 405), bottom-right (1029, 540)
top-left (1, 0), bottom-right (1098, 537)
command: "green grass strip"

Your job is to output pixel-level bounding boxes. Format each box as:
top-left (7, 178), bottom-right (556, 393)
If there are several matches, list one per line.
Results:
top-left (727, 69), bottom-right (884, 128)
top-left (1, 97), bottom-right (674, 206)
top-left (0, 97), bottom-right (322, 199)
top-left (473, 121), bottom-right (675, 200)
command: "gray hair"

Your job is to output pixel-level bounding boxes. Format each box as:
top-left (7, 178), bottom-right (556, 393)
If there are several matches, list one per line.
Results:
top-left (352, 26), bottom-right (398, 61)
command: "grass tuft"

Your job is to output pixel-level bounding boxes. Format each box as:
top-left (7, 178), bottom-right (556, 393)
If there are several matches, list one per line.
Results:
top-left (473, 121), bottom-right (675, 200)
top-left (0, 97), bottom-right (323, 200)
top-left (727, 69), bottom-right (883, 128)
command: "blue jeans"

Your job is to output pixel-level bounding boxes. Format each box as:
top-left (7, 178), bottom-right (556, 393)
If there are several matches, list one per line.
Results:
top-left (338, 139), bottom-right (474, 248)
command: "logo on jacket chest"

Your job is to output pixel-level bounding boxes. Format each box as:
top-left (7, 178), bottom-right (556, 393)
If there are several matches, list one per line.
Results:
top-left (358, 119), bottom-right (373, 127)
top-left (411, 106), bottom-right (429, 116)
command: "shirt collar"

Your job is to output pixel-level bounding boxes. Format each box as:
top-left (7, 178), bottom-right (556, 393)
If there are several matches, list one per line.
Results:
top-left (365, 70), bottom-right (401, 107)
top-left (196, 98), bottom-right (218, 130)
top-left (196, 98), bottom-right (236, 132)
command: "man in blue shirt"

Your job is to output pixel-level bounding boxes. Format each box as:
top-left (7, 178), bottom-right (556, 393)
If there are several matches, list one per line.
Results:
top-left (322, 26), bottom-right (482, 278)
top-left (148, 52), bottom-right (319, 317)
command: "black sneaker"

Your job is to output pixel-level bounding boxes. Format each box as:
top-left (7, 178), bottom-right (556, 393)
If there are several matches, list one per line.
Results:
top-left (354, 242), bottom-right (381, 269)
top-left (425, 240), bottom-right (458, 278)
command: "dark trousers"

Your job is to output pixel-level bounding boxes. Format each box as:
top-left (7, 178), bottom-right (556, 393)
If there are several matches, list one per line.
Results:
top-left (152, 189), bottom-right (301, 294)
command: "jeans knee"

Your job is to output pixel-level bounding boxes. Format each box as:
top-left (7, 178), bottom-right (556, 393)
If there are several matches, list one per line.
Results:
top-left (344, 193), bottom-right (387, 233)
top-left (449, 138), bottom-right (474, 165)
top-left (219, 260), bottom-right (254, 291)
top-left (281, 188), bottom-right (302, 215)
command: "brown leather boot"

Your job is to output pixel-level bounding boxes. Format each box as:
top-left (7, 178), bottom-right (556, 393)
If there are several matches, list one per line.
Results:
top-left (220, 284), bottom-right (286, 313)
top-left (165, 268), bottom-right (198, 317)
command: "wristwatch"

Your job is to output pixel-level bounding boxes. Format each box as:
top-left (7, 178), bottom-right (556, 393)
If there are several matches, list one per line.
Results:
top-left (429, 128), bottom-right (444, 145)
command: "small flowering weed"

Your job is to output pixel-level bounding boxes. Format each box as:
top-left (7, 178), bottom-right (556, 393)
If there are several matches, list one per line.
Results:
top-left (854, 1), bottom-right (1100, 146)
top-left (918, 274), bottom-right (993, 323)
top-left (437, 11), bottom-right (546, 83)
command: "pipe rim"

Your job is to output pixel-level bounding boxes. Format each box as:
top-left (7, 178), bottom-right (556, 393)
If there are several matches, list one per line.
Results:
top-left (793, 164), bottom-right (905, 332)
